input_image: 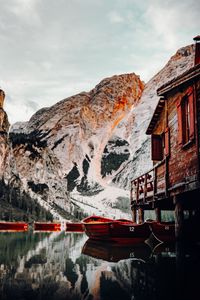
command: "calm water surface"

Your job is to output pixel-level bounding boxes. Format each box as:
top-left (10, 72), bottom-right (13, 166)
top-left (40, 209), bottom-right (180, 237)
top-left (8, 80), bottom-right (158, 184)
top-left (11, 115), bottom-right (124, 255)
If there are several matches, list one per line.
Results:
top-left (0, 231), bottom-right (199, 300)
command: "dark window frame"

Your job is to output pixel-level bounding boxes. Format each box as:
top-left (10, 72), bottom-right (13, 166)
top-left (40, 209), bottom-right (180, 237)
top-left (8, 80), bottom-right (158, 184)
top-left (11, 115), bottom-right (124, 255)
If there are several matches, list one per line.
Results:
top-left (181, 95), bottom-right (190, 145)
top-left (151, 129), bottom-right (170, 161)
top-left (177, 87), bottom-right (195, 147)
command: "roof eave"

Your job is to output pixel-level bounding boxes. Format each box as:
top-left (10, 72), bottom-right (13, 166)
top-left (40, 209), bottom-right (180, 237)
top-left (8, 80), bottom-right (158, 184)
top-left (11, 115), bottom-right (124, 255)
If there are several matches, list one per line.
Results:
top-left (157, 63), bottom-right (200, 96)
top-left (145, 98), bottom-right (165, 135)
top-left (146, 64), bottom-right (200, 135)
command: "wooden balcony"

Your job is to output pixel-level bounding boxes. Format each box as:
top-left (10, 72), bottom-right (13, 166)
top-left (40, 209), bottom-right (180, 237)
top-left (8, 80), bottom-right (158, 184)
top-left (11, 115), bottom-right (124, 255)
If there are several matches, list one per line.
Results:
top-left (130, 156), bottom-right (200, 209)
top-left (130, 159), bottom-right (167, 207)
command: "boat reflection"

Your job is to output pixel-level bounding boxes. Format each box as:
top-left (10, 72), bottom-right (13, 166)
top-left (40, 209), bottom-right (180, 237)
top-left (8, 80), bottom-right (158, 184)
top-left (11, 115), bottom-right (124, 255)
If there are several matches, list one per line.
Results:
top-left (152, 241), bottom-right (176, 255)
top-left (0, 231), bottom-right (199, 300)
top-left (82, 238), bottom-right (152, 262)
top-left (0, 229), bottom-right (28, 232)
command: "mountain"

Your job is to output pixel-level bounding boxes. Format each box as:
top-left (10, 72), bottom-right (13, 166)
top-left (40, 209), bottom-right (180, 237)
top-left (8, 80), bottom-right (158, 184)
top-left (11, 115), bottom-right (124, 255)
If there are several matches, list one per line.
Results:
top-left (2, 73), bottom-right (144, 220)
top-left (0, 90), bottom-right (9, 178)
top-left (0, 44), bottom-right (195, 221)
top-left (112, 44), bottom-right (195, 188)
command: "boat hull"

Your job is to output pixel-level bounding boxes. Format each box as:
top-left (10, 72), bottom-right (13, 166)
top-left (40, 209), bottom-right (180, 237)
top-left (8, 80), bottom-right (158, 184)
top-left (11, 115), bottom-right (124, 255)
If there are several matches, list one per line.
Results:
top-left (82, 216), bottom-right (114, 223)
top-left (148, 221), bottom-right (175, 242)
top-left (66, 223), bottom-right (84, 232)
top-left (34, 222), bottom-right (61, 232)
top-left (0, 222), bottom-right (28, 231)
top-left (83, 220), bottom-right (151, 244)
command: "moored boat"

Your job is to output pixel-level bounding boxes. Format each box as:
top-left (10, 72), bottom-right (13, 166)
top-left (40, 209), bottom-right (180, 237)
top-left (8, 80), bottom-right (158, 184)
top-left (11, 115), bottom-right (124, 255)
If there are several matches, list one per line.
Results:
top-left (82, 215), bottom-right (114, 223)
top-left (147, 220), bottom-right (175, 242)
top-left (65, 216), bottom-right (113, 232)
top-left (34, 222), bottom-right (61, 231)
top-left (66, 222), bottom-right (84, 232)
top-left (0, 221), bottom-right (28, 231)
top-left (83, 217), bottom-right (151, 244)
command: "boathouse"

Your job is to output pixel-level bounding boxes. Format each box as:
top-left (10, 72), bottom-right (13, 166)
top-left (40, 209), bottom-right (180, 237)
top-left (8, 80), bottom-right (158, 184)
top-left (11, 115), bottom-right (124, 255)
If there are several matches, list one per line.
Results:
top-left (130, 36), bottom-right (200, 239)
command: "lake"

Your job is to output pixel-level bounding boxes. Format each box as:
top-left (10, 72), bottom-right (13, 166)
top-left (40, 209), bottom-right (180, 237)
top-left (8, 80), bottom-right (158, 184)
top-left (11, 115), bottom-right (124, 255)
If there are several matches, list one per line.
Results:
top-left (0, 231), bottom-right (199, 300)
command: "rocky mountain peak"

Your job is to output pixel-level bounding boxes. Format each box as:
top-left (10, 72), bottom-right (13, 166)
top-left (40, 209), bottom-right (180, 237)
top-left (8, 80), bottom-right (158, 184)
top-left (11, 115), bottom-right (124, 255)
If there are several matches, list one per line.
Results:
top-left (0, 89), bottom-right (9, 132)
top-left (0, 89), bottom-right (10, 179)
top-left (170, 44), bottom-right (194, 61)
top-left (113, 43), bottom-right (195, 189)
top-left (1, 43), bottom-right (195, 220)
top-left (0, 89), bottom-right (5, 108)
top-left (5, 73), bottom-right (144, 220)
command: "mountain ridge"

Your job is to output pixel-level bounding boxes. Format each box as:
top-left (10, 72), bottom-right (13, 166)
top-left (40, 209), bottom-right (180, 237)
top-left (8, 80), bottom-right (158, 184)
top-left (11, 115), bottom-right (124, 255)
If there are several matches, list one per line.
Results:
top-left (0, 44), bottom-right (195, 220)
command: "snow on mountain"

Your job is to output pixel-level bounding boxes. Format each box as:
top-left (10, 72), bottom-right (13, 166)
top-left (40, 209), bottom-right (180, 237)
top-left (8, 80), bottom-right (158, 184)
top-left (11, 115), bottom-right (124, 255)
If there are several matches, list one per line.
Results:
top-left (113, 44), bottom-right (195, 189)
top-left (1, 44), bottom-right (195, 220)
top-left (4, 73), bottom-right (143, 220)
top-left (71, 185), bottom-right (132, 220)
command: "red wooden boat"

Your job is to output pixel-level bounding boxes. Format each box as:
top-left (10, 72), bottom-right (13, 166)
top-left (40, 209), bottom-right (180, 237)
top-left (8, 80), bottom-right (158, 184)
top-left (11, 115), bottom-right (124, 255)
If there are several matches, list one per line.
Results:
top-left (82, 215), bottom-right (134, 224)
top-left (0, 221), bottom-right (28, 231)
top-left (66, 222), bottom-right (84, 232)
top-left (34, 222), bottom-right (61, 231)
top-left (83, 216), bottom-right (151, 244)
top-left (82, 215), bottom-right (114, 223)
top-left (65, 216), bottom-right (113, 232)
top-left (82, 238), bottom-right (151, 262)
top-left (147, 220), bottom-right (175, 242)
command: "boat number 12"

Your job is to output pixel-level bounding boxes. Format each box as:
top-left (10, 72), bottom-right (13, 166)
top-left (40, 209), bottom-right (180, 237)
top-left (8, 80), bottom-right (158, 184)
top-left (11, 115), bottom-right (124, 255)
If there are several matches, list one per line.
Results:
top-left (129, 227), bottom-right (135, 232)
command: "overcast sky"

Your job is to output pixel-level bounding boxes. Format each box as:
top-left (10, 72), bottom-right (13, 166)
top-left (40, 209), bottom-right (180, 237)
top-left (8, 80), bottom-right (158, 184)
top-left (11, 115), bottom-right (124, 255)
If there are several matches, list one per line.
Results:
top-left (0, 0), bottom-right (199, 125)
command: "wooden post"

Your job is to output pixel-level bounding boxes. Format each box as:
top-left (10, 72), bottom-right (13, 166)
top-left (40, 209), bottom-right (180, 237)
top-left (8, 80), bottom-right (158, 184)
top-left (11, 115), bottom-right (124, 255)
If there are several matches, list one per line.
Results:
top-left (136, 178), bottom-right (139, 203)
top-left (138, 207), bottom-right (144, 224)
top-left (132, 208), bottom-right (137, 223)
top-left (155, 207), bottom-right (161, 222)
top-left (130, 183), bottom-right (133, 204)
top-left (175, 201), bottom-right (184, 240)
top-left (153, 167), bottom-right (157, 200)
top-left (143, 173), bottom-right (147, 201)
top-left (165, 157), bottom-right (169, 198)
top-left (176, 241), bottom-right (186, 299)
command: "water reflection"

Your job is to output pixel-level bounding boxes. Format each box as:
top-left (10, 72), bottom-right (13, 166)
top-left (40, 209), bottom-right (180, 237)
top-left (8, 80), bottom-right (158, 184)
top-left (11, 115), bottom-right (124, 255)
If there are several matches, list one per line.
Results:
top-left (82, 239), bottom-right (151, 262)
top-left (0, 231), bottom-right (199, 300)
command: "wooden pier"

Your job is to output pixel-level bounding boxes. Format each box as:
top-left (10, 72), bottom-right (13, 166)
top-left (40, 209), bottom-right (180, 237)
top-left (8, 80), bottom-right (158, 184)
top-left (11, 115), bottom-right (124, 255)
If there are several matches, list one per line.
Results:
top-left (130, 37), bottom-right (200, 241)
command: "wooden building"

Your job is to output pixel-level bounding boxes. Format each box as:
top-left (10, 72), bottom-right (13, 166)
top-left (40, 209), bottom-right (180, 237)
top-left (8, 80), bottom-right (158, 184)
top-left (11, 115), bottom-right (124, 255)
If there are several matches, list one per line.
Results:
top-left (130, 36), bottom-right (200, 239)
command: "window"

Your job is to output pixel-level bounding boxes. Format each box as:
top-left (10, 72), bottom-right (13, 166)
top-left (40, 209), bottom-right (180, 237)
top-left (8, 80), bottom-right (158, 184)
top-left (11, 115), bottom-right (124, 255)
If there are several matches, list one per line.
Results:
top-left (181, 96), bottom-right (190, 144)
top-left (177, 88), bottom-right (195, 146)
top-left (151, 128), bottom-right (170, 161)
top-left (152, 134), bottom-right (163, 161)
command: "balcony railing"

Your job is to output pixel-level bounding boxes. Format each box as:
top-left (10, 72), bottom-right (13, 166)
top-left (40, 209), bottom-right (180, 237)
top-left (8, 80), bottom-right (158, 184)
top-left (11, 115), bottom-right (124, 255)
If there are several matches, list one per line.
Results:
top-left (130, 156), bottom-right (200, 207)
top-left (130, 169), bottom-right (154, 204)
top-left (130, 159), bottom-right (166, 205)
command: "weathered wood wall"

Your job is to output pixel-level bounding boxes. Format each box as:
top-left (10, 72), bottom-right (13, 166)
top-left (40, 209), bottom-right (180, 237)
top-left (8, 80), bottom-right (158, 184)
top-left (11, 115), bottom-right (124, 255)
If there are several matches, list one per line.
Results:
top-left (152, 78), bottom-right (200, 198)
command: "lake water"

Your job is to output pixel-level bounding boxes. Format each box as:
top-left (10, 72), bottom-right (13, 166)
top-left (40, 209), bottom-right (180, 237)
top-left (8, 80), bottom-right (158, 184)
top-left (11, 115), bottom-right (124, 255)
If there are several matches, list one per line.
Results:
top-left (0, 231), bottom-right (199, 300)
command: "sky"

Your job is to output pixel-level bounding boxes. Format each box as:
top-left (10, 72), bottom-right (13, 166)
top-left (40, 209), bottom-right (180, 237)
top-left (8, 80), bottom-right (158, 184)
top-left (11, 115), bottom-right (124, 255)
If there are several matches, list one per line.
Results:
top-left (0, 0), bottom-right (199, 125)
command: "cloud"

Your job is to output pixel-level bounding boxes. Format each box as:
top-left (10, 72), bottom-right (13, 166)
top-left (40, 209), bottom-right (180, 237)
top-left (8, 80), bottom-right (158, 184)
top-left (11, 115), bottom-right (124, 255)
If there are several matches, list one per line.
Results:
top-left (108, 11), bottom-right (125, 24)
top-left (4, 0), bottom-right (41, 25)
top-left (0, 0), bottom-right (199, 124)
top-left (143, 0), bottom-right (200, 50)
